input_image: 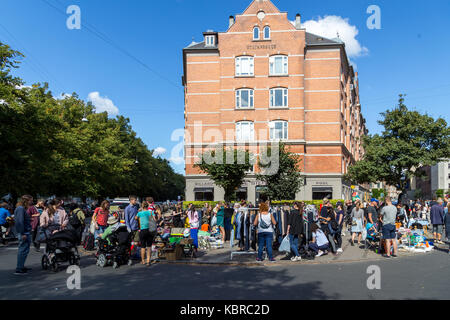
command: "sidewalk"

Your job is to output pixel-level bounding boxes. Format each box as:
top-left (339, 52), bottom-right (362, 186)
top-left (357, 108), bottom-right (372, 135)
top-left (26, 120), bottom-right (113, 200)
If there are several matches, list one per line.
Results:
top-left (161, 233), bottom-right (448, 267)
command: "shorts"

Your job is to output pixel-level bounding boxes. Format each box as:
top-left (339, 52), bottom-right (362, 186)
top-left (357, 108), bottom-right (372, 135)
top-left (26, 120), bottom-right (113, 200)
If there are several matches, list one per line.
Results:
top-left (382, 224), bottom-right (396, 240)
top-left (139, 229), bottom-right (156, 248)
top-left (432, 224), bottom-right (443, 235)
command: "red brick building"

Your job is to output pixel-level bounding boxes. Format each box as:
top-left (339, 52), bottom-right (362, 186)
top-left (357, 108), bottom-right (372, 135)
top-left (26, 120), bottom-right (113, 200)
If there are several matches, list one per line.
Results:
top-left (182, 0), bottom-right (368, 202)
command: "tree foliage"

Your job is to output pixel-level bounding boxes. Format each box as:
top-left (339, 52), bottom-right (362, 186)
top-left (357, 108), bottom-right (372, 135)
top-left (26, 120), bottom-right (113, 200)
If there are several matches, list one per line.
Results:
top-left (0, 42), bottom-right (184, 201)
top-left (257, 143), bottom-right (304, 201)
top-left (194, 147), bottom-right (253, 202)
top-left (371, 188), bottom-right (386, 200)
top-left (345, 95), bottom-right (450, 191)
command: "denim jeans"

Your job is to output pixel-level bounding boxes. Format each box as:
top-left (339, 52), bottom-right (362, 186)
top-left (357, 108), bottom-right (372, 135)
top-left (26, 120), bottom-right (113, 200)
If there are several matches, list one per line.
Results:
top-left (289, 234), bottom-right (300, 257)
top-left (94, 225), bottom-right (107, 239)
top-left (16, 233), bottom-right (31, 271)
top-left (257, 232), bottom-right (273, 260)
top-left (308, 242), bottom-right (329, 254)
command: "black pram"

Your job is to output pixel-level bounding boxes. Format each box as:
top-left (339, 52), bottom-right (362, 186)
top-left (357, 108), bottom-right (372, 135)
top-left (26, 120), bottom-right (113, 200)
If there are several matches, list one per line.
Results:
top-left (41, 229), bottom-right (80, 272)
top-left (95, 225), bottom-right (132, 269)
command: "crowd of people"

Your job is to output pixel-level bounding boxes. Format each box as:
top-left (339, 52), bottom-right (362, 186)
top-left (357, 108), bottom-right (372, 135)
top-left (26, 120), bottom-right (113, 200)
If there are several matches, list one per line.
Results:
top-left (177, 195), bottom-right (450, 262)
top-left (2, 193), bottom-right (449, 275)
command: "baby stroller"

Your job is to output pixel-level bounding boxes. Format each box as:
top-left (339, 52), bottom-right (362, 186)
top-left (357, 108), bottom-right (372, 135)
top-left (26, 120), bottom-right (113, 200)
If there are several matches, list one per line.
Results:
top-left (1, 217), bottom-right (16, 244)
top-left (41, 229), bottom-right (80, 272)
top-left (365, 224), bottom-right (381, 253)
top-left (96, 226), bottom-right (132, 269)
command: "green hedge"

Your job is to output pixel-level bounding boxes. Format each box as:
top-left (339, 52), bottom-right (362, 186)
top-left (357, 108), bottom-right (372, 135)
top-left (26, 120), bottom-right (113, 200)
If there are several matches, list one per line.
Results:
top-left (183, 200), bottom-right (345, 209)
top-left (183, 201), bottom-right (218, 209)
top-left (271, 200), bottom-right (345, 207)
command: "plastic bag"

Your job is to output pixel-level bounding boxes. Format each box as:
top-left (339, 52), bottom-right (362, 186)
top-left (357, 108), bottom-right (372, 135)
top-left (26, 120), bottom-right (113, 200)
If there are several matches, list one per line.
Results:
top-left (279, 235), bottom-right (291, 253)
top-left (361, 227), bottom-right (367, 241)
top-left (89, 220), bottom-right (96, 235)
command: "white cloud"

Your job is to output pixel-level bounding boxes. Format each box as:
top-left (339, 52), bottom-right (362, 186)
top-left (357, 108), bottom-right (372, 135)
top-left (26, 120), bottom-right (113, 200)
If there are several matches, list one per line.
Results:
top-left (295, 15), bottom-right (369, 58)
top-left (15, 85), bottom-right (32, 90)
top-left (153, 147), bottom-right (167, 156)
top-left (0, 99), bottom-right (7, 105)
top-left (87, 92), bottom-right (119, 116)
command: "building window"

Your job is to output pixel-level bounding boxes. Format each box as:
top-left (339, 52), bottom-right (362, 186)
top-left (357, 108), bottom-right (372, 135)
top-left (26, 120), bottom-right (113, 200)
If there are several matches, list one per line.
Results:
top-left (269, 120), bottom-right (288, 141)
top-left (264, 26), bottom-right (271, 40)
top-left (235, 56), bottom-right (254, 77)
top-left (269, 55), bottom-right (288, 76)
top-left (205, 35), bottom-right (215, 47)
top-left (245, 165), bottom-right (255, 174)
top-left (236, 121), bottom-right (254, 141)
top-left (194, 188), bottom-right (214, 201)
top-left (270, 88), bottom-right (288, 108)
top-left (236, 89), bottom-right (254, 109)
top-left (253, 27), bottom-right (260, 40)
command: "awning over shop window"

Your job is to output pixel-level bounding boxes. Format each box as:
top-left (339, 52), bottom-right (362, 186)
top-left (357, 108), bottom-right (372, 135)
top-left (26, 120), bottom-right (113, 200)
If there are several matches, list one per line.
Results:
top-left (194, 188), bottom-right (214, 193)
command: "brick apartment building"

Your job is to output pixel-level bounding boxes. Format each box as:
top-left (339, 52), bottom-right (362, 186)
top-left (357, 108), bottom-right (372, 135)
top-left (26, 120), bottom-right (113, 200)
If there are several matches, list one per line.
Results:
top-left (182, 0), bottom-right (368, 203)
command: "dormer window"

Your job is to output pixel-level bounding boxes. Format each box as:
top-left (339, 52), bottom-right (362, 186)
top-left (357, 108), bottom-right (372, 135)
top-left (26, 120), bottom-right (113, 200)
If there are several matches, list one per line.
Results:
top-left (253, 27), bottom-right (260, 40)
top-left (264, 26), bottom-right (271, 40)
top-left (205, 35), bottom-right (215, 47)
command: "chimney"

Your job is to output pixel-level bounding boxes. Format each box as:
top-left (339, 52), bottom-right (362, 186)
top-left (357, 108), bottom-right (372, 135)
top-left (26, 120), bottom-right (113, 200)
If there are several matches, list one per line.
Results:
top-left (229, 15), bottom-right (235, 29)
top-left (295, 14), bottom-right (301, 29)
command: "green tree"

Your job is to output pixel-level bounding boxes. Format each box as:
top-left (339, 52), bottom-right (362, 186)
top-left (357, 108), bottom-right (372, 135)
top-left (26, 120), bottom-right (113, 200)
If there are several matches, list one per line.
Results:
top-left (194, 147), bottom-right (253, 202)
top-left (371, 188), bottom-right (386, 200)
top-left (346, 95), bottom-right (450, 194)
top-left (0, 41), bottom-right (185, 201)
top-left (257, 143), bottom-right (304, 201)
top-left (435, 189), bottom-right (444, 199)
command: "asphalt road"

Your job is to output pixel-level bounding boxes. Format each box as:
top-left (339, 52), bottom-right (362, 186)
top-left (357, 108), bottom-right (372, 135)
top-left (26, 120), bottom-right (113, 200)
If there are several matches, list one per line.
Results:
top-left (0, 242), bottom-right (449, 300)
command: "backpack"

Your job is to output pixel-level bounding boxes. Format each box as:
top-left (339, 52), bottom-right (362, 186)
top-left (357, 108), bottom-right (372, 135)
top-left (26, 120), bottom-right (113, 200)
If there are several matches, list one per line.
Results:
top-left (299, 245), bottom-right (315, 260)
top-left (69, 210), bottom-right (82, 228)
top-left (83, 233), bottom-right (95, 251)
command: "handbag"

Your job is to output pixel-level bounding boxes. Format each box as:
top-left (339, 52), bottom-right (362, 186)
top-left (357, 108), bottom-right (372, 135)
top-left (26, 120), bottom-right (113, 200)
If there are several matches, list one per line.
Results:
top-left (148, 213), bottom-right (157, 233)
top-left (259, 213), bottom-right (272, 229)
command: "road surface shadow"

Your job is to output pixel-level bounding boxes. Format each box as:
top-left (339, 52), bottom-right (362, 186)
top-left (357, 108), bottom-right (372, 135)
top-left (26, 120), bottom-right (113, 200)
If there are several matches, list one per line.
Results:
top-left (0, 254), bottom-right (337, 300)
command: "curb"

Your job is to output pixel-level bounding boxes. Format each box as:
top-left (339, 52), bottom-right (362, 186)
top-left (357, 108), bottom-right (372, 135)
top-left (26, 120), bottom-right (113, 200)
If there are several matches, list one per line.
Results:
top-left (156, 251), bottom-right (430, 267)
top-left (77, 244), bottom-right (448, 268)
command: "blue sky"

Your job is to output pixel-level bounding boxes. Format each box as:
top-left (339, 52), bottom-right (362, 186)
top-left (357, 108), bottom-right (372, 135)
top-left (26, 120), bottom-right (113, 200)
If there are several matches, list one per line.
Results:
top-left (1, 0), bottom-right (449, 175)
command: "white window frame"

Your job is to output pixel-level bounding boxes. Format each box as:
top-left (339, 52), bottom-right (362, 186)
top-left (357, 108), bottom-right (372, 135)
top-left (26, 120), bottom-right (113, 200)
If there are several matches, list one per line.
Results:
top-left (269, 120), bottom-right (288, 141)
top-left (235, 89), bottom-right (254, 109)
top-left (235, 56), bottom-right (254, 77)
top-left (205, 35), bottom-right (215, 47)
top-left (269, 55), bottom-right (288, 76)
top-left (253, 27), bottom-right (260, 40)
top-left (236, 121), bottom-right (255, 142)
top-left (263, 26), bottom-right (271, 40)
top-left (269, 88), bottom-right (288, 108)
